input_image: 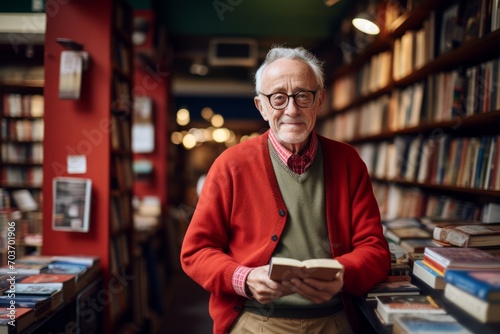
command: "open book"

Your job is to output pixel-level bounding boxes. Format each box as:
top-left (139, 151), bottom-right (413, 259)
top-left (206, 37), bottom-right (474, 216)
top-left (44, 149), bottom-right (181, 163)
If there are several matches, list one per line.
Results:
top-left (268, 257), bottom-right (342, 281)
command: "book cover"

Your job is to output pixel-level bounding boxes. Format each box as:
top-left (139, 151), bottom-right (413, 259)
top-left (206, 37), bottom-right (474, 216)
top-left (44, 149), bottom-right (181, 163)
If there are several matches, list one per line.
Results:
top-left (0, 307), bottom-right (35, 333)
top-left (412, 260), bottom-right (446, 290)
top-left (0, 295), bottom-right (51, 320)
top-left (424, 247), bottom-right (500, 271)
top-left (375, 295), bottom-right (446, 325)
top-left (385, 226), bottom-right (432, 244)
top-left (433, 223), bottom-right (500, 247)
top-left (444, 282), bottom-right (500, 323)
top-left (399, 238), bottom-right (441, 254)
top-left (366, 279), bottom-right (420, 300)
top-left (46, 261), bottom-right (88, 276)
top-left (444, 269), bottom-right (500, 301)
top-left (19, 274), bottom-right (76, 302)
top-left (268, 257), bottom-right (342, 281)
top-left (392, 313), bottom-right (473, 334)
top-left (0, 263), bottom-right (48, 276)
top-left (52, 177), bottom-right (92, 233)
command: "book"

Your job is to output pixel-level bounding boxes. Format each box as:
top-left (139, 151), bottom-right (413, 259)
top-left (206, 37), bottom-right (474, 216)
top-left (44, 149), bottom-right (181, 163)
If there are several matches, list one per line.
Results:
top-left (366, 278), bottom-right (420, 301)
top-left (0, 307), bottom-right (36, 334)
top-left (385, 226), bottom-right (432, 244)
top-left (268, 257), bottom-right (342, 281)
top-left (444, 282), bottom-right (500, 323)
top-left (424, 247), bottom-right (500, 273)
top-left (444, 269), bottom-right (500, 301)
top-left (412, 259), bottom-right (446, 290)
top-left (19, 274), bottom-right (76, 302)
top-left (0, 263), bottom-right (48, 276)
top-left (392, 313), bottom-right (473, 334)
top-left (12, 283), bottom-right (64, 311)
top-left (399, 238), bottom-right (441, 254)
top-left (433, 223), bottom-right (500, 247)
top-left (375, 295), bottom-right (446, 325)
top-left (46, 261), bottom-right (88, 276)
top-left (0, 295), bottom-right (51, 320)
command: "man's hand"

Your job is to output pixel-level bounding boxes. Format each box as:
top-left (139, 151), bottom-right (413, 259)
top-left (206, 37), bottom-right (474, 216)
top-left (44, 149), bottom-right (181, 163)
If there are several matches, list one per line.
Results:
top-left (246, 265), bottom-right (294, 304)
top-left (280, 267), bottom-right (344, 304)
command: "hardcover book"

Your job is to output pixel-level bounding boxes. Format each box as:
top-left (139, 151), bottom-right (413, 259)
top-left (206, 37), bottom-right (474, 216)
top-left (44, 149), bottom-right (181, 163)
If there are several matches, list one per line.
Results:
top-left (444, 269), bottom-right (500, 301)
top-left (424, 247), bottom-right (500, 272)
top-left (375, 295), bottom-right (446, 325)
top-left (444, 282), bottom-right (500, 323)
top-left (19, 274), bottom-right (76, 302)
top-left (433, 223), bottom-right (500, 247)
top-left (268, 257), bottom-right (342, 281)
top-left (392, 313), bottom-right (473, 334)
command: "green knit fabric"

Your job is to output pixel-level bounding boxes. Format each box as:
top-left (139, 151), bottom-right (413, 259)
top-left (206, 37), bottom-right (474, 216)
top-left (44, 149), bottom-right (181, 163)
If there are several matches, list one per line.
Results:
top-left (262, 141), bottom-right (339, 308)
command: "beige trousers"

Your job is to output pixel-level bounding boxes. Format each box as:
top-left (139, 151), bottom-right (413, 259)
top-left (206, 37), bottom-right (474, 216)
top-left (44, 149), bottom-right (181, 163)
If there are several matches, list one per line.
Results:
top-left (230, 310), bottom-right (353, 334)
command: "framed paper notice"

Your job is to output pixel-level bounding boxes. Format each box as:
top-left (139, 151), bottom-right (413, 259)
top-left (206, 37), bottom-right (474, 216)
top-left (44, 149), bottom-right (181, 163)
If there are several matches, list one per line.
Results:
top-left (52, 177), bottom-right (92, 232)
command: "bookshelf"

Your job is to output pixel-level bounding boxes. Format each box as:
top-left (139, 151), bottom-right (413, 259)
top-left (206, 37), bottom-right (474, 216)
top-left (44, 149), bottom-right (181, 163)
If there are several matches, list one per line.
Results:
top-left (319, 0), bottom-right (500, 223)
top-left (41, 0), bottom-right (136, 332)
top-left (0, 79), bottom-right (44, 264)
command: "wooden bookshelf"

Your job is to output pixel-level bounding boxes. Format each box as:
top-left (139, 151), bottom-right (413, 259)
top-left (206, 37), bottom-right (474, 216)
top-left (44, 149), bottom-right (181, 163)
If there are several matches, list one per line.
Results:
top-left (320, 0), bottom-right (500, 223)
top-left (0, 78), bottom-right (44, 265)
top-left (42, 0), bottom-right (136, 332)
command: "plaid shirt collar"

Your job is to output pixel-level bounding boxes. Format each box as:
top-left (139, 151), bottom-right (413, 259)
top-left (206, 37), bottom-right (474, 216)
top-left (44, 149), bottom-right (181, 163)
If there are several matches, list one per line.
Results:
top-left (268, 130), bottom-right (317, 175)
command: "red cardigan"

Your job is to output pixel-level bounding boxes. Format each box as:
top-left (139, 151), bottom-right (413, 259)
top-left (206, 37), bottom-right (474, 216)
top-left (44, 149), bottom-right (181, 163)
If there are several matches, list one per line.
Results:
top-left (180, 131), bottom-right (390, 334)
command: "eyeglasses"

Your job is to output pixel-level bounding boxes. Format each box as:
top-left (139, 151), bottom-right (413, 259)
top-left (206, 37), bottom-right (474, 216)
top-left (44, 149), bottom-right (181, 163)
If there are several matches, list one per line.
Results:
top-left (260, 89), bottom-right (318, 110)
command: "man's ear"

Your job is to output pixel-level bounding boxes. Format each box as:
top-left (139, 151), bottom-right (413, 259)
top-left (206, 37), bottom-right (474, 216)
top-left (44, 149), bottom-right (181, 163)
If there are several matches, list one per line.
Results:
top-left (254, 96), bottom-right (268, 121)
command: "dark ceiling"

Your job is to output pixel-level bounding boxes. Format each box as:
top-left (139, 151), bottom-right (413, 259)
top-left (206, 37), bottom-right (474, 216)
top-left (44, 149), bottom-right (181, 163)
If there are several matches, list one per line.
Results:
top-left (139, 0), bottom-right (357, 94)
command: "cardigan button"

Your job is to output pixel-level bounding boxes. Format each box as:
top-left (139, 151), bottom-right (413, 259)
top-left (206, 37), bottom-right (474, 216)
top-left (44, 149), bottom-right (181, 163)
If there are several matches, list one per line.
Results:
top-left (271, 234), bottom-right (278, 242)
top-left (234, 306), bottom-right (240, 312)
top-left (278, 209), bottom-right (286, 216)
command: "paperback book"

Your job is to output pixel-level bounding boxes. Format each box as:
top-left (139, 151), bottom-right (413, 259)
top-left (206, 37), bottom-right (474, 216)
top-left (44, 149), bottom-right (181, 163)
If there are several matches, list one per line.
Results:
top-left (433, 223), bottom-right (500, 247)
top-left (444, 282), bottom-right (500, 323)
top-left (392, 313), bottom-right (473, 334)
top-left (375, 295), bottom-right (446, 325)
top-left (424, 247), bottom-right (500, 273)
top-left (412, 259), bottom-right (446, 290)
top-left (366, 278), bottom-right (420, 301)
top-left (268, 257), bottom-right (342, 281)
top-left (444, 269), bottom-right (500, 301)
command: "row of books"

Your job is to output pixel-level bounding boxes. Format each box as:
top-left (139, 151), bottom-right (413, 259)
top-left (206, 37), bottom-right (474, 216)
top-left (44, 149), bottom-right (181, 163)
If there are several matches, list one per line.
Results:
top-left (0, 254), bottom-right (100, 333)
top-left (2, 93), bottom-right (44, 118)
top-left (323, 65), bottom-right (500, 145)
top-left (111, 113), bottom-right (131, 151)
top-left (1, 119), bottom-right (44, 142)
top-left (357, 134), bottom-right (500, 191)
top-left (1, 142), bottom-right (43, 164)
top-left (372, 183), bottom-right (483, 221)
top-left (1, 166), bottom-right (43, 187)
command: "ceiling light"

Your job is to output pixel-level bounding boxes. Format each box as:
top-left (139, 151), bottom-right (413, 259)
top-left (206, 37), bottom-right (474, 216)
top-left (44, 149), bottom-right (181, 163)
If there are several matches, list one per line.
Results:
top-left (352, 12), bottom-right (380, 35)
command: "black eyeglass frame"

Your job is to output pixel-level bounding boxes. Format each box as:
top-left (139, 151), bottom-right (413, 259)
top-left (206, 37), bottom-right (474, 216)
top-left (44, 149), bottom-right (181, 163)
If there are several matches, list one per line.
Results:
top-left (259, 89), bottom-right (319, 110)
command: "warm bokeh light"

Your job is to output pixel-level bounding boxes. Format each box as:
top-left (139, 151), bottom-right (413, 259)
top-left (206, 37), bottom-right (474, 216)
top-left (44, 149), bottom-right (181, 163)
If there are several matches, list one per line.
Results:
top-left (212, 128), bottom-right (230, 143)
top-left (182, 133), bottom-right (197, 149)
top-left (210, 114), bottom-right (224, 127)
top-left (171, 131), bottom-right (183, 145)
top-left (176, 108), bottom-right (190, 126)
top-left (201, 107), bottom-right (214, 121)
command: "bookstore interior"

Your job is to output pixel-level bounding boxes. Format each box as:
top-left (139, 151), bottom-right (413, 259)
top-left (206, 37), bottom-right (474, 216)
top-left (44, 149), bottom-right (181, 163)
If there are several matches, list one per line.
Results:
top-left (1, 0), bottom-right (500, 333)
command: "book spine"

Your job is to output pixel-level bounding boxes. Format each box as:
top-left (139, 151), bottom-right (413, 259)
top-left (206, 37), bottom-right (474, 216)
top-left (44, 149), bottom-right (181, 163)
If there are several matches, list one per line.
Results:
top-left (444, 270), bottom-right (492, 300)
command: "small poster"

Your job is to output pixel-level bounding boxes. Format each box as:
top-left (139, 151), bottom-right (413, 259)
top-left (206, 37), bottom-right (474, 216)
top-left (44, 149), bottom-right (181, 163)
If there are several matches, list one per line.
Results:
top-left (59, 50), bottom-right (83, 99)
top-left (52, 177), bottom-right (92, 232)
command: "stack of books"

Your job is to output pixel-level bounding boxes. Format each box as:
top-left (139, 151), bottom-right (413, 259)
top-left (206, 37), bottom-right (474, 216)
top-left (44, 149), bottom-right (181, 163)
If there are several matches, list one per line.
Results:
top-left (0, 254), bottom-right (100, 332)
top-left (423, 247), bottom-right (500, 274)
top-left (443, 269), bottom-right (500, 323)
top-left (392, 313), bottom-right (473, 334)
top-left (374, 295), bottom-right (446, 325)
top-left (412, 259), bottom-right (446, 290)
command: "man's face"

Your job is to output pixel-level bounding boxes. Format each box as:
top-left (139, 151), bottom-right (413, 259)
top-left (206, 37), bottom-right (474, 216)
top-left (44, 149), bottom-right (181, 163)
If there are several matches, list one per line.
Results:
top-left (254, 58), bottom-right (325, 153)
